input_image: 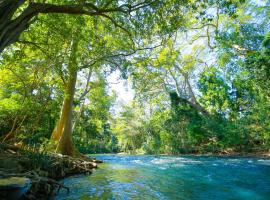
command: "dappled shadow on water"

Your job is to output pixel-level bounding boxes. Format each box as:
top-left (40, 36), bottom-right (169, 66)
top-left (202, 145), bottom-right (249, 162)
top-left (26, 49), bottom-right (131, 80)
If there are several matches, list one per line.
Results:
top-left (56, 155), bottom-right (270, 200)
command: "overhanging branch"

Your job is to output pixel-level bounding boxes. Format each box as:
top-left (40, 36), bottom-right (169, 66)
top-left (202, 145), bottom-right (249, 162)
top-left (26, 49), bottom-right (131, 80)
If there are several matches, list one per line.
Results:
top-left (0, 0), bottom-right (153, 53)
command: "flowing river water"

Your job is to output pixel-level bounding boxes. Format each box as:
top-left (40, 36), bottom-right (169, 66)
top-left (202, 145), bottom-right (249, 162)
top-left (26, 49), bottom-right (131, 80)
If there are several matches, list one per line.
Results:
top-left (56, 154), bottom-right (270, 200)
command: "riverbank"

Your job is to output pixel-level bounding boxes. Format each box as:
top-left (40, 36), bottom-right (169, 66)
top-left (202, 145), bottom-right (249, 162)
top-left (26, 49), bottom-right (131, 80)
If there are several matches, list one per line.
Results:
top-left (0, 143), bottom-right (102, 199)
top-left (2, 144), bottom-right (267, 199)
top-left (116, 151), bottom-right (270, 158)
top-left (160, 151), bottom-right (270, 158)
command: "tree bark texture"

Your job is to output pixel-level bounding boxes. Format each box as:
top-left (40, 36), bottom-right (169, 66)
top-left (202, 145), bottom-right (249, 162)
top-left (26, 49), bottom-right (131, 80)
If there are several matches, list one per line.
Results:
top-left (51, 38), bottom-right (79, 156)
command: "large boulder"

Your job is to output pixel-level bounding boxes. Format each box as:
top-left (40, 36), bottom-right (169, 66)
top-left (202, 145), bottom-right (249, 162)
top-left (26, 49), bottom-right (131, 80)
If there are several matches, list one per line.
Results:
top-left (0, 177), bottom-right (31, 200)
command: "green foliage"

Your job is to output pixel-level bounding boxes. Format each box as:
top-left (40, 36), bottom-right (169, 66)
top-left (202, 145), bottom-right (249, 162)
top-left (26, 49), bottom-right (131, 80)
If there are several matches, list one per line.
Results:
top-left (23, 150), bottom-right (54, 170)
top-left (0, 0), bottom-right (269, 156)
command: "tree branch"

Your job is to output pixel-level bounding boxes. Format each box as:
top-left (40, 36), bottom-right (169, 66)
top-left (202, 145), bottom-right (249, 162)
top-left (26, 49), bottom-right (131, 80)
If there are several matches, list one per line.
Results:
top-left (0, 0), bottom-right (155, 53)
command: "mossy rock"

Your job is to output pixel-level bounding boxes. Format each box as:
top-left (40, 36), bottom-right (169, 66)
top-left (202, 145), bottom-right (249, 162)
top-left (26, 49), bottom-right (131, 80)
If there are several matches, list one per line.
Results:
top-left (0, 177), bottom-right (31, 200)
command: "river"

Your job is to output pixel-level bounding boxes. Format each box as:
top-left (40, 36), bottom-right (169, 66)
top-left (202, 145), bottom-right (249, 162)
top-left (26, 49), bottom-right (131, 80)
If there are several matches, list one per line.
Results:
top-left (56, 154), bottom-right (270, 200)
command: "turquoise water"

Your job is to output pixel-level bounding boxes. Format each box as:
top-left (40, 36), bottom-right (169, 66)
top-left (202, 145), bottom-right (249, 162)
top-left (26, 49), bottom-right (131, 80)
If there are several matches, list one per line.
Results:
top-left (56, 155), bottom-right (270, 200)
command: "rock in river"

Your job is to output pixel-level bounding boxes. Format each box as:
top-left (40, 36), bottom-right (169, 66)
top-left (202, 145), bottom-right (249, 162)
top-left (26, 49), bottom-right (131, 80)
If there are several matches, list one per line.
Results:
top-left (0, 177), bottom-right (31, 200)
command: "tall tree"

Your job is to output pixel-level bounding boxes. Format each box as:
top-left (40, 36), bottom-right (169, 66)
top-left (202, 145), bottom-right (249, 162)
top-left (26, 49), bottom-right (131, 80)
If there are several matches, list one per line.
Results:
top-left (51, 34), bottom-right (80, 156)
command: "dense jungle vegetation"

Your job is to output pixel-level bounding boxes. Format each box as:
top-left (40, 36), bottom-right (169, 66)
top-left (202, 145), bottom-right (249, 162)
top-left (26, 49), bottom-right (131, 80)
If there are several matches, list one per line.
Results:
top-left (0, 0), bottom-right (270, 156)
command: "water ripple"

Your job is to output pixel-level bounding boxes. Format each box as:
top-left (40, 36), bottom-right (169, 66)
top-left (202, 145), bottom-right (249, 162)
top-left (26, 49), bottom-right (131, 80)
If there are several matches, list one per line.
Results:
top-left (56, 155), bottom-right (270, 200)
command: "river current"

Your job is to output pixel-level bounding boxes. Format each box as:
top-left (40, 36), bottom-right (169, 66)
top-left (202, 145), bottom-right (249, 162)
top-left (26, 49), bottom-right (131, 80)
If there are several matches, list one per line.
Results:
top-left (56, 154), bottom-right (270, 200)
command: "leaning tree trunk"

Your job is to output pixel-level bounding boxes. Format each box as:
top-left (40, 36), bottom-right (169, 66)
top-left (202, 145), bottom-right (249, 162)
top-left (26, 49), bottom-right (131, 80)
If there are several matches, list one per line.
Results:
top-left (51, 39), bottom-right (79, 156)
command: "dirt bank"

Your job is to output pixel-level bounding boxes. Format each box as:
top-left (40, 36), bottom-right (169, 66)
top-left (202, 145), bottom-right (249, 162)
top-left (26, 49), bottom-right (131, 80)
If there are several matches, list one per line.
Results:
top-left (0, 143), bottom-right (102, 199)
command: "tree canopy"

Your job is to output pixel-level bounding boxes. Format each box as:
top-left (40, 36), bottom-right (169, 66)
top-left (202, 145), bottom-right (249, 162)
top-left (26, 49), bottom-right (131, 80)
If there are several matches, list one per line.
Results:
top-left (0, 0), bottom-right (269, 155)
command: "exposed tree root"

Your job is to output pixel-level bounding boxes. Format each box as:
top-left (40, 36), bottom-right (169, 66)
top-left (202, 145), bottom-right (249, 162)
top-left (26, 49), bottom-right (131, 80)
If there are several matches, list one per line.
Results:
top-left (0, 143), bottom-right (102, 199)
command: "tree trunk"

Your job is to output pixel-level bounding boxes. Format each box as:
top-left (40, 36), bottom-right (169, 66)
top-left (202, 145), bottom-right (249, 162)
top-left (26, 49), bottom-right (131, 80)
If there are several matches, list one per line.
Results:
top-left (184, 75), bottom-right (211, 117)
top-left (51, 39), bottom-right (79, 156)
top-left (168, 67), bottom-right (211, 117)
top-left (51, 70), bottom-right (77, 156)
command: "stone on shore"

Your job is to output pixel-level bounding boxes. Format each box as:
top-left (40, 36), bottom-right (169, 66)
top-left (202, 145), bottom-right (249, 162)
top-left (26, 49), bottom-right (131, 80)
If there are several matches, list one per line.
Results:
top-left (0, 177), bottom-right (31, 200)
